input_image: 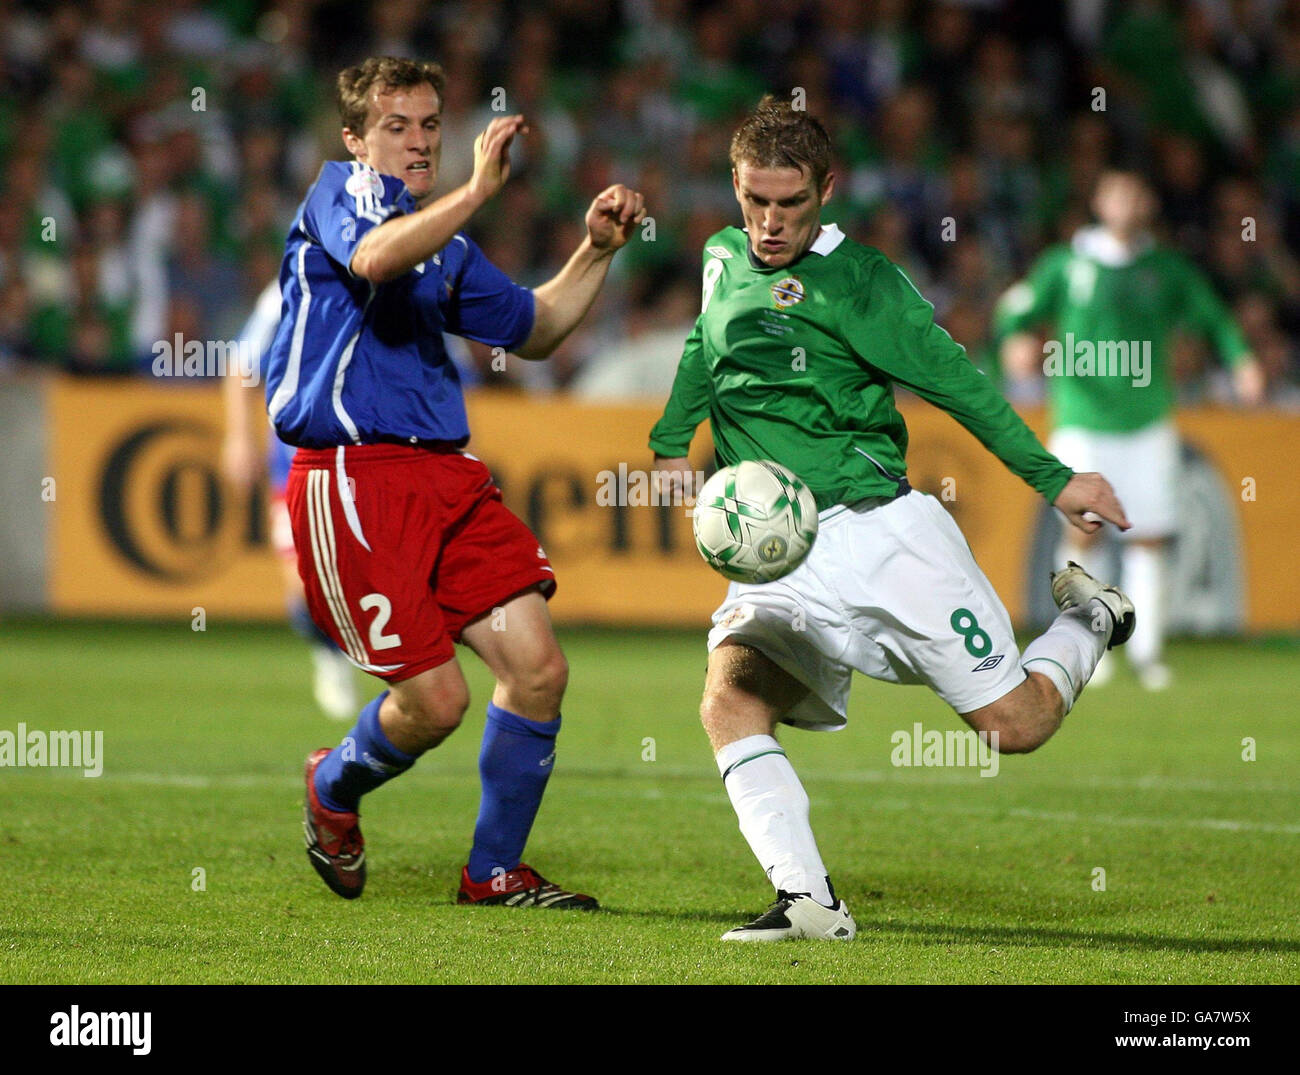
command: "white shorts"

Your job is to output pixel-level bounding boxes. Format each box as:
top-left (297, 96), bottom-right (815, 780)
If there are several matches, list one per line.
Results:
top-left (707, 490), bottom-right (1027, 731)
top-left (1049, 421), bottom-right (1178, 539)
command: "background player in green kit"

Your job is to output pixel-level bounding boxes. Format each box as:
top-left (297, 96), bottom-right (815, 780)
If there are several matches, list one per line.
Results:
top-left (650, 97), bottom-right (1139, 942)
top-left (996, 171), bottom-right (1265, 690)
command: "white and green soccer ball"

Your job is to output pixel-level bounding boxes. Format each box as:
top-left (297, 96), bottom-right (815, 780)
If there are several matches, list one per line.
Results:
top-left (692, 460), bottom-right (818, 584)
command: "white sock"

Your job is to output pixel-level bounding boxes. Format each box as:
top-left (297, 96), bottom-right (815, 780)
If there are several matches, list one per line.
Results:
top-left (1122, 543), bottom-right (1165, 668)
top-left (1021, 606), bottom-right (1107, 713)
top-left (716, 734), bottom-right (833, 907)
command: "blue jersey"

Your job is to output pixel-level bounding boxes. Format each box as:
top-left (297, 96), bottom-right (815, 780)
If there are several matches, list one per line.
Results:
top-left (264, 160), bottom-right (535, 448)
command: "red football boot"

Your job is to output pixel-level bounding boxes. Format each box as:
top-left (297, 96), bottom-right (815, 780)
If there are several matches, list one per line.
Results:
top-left (303, 749), bottom-right (366, 899)
top-left (457, 863), bottom-right (598, 909)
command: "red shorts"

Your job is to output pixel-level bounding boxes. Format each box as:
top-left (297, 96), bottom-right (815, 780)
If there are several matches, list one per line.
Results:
top-left (286, 444), bottom-right (555, 681)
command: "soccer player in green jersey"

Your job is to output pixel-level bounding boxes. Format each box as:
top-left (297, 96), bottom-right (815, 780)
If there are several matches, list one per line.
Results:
top-left (650, 97), bottom-right (1138, 942)
top-left (996, 171), bottom-right (1264, 690)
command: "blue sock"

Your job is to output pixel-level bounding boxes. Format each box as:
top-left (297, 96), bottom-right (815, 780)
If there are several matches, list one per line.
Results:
top-left (314, 691), bottom-right (416, 812)
top-left (288, 600), bottom-right (333, 648)
top-left (467, 703), bottom-right (560, 883)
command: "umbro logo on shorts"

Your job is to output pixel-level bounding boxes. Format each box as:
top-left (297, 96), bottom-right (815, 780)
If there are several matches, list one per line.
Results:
top-left (972, 655), bottom-right (1005, 672)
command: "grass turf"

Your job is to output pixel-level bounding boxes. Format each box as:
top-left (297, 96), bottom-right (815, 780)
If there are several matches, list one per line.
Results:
top-left (0, 619), bottom-right (1296, 984)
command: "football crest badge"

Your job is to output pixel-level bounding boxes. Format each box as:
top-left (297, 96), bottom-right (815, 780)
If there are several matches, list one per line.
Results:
top-left (772, 277), bottom-right (805, 307)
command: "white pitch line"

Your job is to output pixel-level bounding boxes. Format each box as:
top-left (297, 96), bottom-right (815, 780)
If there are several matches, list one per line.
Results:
top-left (560, 779), bottom-right (1300, 836)
top-left (97, 771), bottom-right (296, 789)
top-left (47, 768), bottom-right (1300, 835)
top-left (557, 764), bottom-right (1300, 796)
top-left (90, 765), bottom-right (1300, 799)
top-left (869, 798), bottom-right (1300, 836)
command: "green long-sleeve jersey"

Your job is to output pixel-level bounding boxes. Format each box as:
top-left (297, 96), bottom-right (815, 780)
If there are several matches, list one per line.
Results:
top-left (649, 225), bottom-right (1073, 512)
top-left (994, 228), bottom-right (1251, 432)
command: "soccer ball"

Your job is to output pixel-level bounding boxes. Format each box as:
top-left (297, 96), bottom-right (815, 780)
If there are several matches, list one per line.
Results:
top-left (692, 460), bottom-right (818, 583)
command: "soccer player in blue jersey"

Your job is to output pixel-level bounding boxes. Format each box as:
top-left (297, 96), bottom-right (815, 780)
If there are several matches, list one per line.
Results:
top-left (266, 57), bottom-right (644, 907)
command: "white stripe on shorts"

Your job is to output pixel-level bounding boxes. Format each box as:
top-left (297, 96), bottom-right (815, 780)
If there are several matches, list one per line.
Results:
top-left (306, 469), bottom-right (367, 663)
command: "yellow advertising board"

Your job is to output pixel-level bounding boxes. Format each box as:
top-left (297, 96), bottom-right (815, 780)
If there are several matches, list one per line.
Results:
top-left (48, 377), bottom-right (284, 618)
top-left (45, 376), bottom-right (1300, 630)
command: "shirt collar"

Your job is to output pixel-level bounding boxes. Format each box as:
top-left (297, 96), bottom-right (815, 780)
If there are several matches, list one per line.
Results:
top-left (743, 223), bottom-right (845, 270)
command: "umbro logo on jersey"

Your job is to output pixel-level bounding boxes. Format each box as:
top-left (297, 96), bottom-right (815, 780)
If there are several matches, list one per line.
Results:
top-left (972, 654), bottom-right (1005, 672)
top-left (706, 245), bottom-right (732, 259)
top-left (772, 276), bottom-right (805, 307)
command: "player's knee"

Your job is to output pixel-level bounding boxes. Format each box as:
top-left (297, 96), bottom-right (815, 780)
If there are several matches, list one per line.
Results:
top-left (505, 646), bottom-right (568, 711)
top-left (699, 683), bottom-right (769, 745)
top-left (699, 683), bottom-right (731, 733)
top-left (413, 679), bottom-right (470, 737)
top-left (967, 702), bottom-right (1048, 754)
top-left (981, 716), bottom-right (1041, 754)
top-left (535, 648), bottom-right (569, 709)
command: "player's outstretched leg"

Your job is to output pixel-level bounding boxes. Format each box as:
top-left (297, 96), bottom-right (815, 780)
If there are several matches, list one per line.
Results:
top-left (455, 590), bottom-right (597, 910)
top-left (961, 562), bottom-right (1134, 753)
top-left (703, 641), bottom-right (856, 942)
top-left (304, 660), bottom-right (469, 898)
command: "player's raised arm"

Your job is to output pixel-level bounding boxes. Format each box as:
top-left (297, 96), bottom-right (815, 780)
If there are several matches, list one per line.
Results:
top-left (350, 115), bottom-right (527, 283)
top-left (513, 184), bottom-right (646, 360)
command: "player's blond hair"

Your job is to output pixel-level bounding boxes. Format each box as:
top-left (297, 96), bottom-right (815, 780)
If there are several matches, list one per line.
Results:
top-left (336, 56), bottom-right (447, 136)
top-left (730, 94), bottom-right (832, 192)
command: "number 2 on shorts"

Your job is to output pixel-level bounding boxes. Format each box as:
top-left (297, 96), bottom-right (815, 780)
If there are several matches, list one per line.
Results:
top-left (950, 607), bottom-right (992, 658)
top-left (360, 593), bottom-right (403, 651)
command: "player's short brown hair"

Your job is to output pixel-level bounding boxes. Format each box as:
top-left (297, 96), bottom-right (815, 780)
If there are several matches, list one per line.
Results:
top-left (336, 56), bottom-right (447, 135)
top-left (729, 94), bottom-right (832, 192)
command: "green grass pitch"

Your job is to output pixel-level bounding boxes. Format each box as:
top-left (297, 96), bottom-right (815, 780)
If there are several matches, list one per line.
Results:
top-left (1, 619), bottom-right (1296, 984)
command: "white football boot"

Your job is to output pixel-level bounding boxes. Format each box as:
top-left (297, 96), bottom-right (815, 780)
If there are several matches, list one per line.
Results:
top-left (721, 891), bottom-right (857, 942)
top-left (312, 645), bottom-right (359, 721)
top-left (1050, 561), bottom-right (1136, 650)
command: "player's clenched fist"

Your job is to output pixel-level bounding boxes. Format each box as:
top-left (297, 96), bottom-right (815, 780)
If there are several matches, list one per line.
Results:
top-left (470, 115), bottom-right (528, 202)
top-left (586, 184), bottom-right (646, 251)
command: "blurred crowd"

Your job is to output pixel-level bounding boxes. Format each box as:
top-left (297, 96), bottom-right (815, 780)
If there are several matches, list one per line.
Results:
top-left (1, 0), bottom-right (1297, 404)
